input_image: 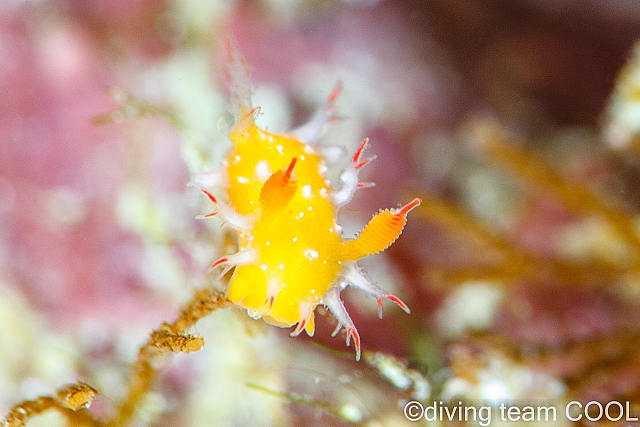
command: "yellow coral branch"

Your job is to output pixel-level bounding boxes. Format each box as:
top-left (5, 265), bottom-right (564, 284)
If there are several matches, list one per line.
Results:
top-left (108, 288), bottom-right (230, 427)
top-left (468, 120), bottom-right (640, 267)
top-left (414, 193), bottom-right (621, 287)
top-left (1, 382), bottom-right (99, 427)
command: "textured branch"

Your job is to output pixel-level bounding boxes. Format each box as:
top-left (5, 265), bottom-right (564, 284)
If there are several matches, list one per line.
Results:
top-left (108, 288), bottom-right (230, 427)
top-left (1, 382), bottom-right (98, 427)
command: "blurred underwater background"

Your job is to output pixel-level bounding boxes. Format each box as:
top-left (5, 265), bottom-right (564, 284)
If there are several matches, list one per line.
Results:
top-left (3, 0), bottom-right (640, 425)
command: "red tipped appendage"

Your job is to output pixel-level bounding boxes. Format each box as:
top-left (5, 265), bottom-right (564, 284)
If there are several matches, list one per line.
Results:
top-left (284, 157), bottom-right (297, 180)
top-left (199, 189), bottom-right (219, 218)
top-left (210, 257), bottom-right (228, 270)
top-left (352, 138), bottom-right (375, 170)
top-left (395, 198), bottom-right (421, 217)
top-left (327, 81), bottom-right (344, 105)
top-left (346, 327), bottom-right (361, 362)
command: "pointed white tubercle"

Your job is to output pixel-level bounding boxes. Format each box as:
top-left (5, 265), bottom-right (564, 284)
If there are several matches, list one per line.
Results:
top-left (210, 247), bottom-right (257, 278)
top-left (331, 139), bottom-right (375, 208)
top-left (343, 264), bottom-right (411, 318)
top-left (191, 169), bottom-right (229, 189)
top-left (332, 167), bottom-right (359, 207)
top-left (198, 189), bottom-right (256, 234)
top-left (323, 284), bottom-right (361, 361)
top-left (289, 299), bottom-right (316, 337)
top-left (291, 81), bottom-right (343, 145)
top-left (319, 145), bottom-right (347, 166)
top-left (212, 204), bottom-right (254, 233)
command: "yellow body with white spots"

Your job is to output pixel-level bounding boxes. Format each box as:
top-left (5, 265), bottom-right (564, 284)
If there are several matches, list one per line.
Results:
top-left (226, 125), bottom-right (343, 335)
top-left (196, 45), bottom-right (420, 360)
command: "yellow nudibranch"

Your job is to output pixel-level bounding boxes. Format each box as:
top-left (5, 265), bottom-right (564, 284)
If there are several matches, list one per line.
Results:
top-left (193, 46), bottom-right (420, 360)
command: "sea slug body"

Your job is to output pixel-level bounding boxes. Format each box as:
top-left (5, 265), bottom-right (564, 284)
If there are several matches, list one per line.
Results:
top-left (194, 44), bottom-right (420, 361)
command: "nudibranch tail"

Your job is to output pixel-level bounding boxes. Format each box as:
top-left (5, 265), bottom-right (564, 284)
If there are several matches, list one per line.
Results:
top-left (225, 38), bottom-right (254, 120)
top-left (341, 198), bottom-right (421, 261)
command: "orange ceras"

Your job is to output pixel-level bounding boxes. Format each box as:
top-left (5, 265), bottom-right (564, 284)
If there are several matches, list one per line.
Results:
top-left (193, 41), bottom-right (420, 361)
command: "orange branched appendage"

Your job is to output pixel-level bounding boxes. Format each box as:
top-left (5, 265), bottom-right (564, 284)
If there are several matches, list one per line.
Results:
top-left (196, 46), bottom-right (420, 361)
top-left (352, 138), bottom-right (374, 169)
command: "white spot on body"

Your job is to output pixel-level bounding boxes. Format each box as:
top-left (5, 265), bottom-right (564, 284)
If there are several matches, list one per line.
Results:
top-left (293, 237), bottom-right (298, 243)
top-left (237, 176), bottom-right (249, 184)
top-left (268, 135), bottom-right (274, 142)
top-left (255, 161), bottom-right (271, 180)
top-left (279, 264), bottom-right (285, 270)
top-left (233, 154), bottom-right (242, 165)
top-left (300, 155), bottom-right (306, 160)
top-left (276, 144), bottom-right (284, 155)
top-left (301, 184), bottom-right (312, 199)
top-left (304, 249), bottom-right (319, 260)
top-left (261, 265), bottom-right (268, 271)
top-left (304, 144), bottom-right (315, 154)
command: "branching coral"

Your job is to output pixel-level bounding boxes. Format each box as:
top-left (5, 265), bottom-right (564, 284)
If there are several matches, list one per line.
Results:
top-left (1, 288), bottom-right (229, 427)
top-left (2, 382), bottom-right (98, 427)
top-left (414, 111), bottom-right (640, 426)
top-left (107, 289), bottom-right (230, 427)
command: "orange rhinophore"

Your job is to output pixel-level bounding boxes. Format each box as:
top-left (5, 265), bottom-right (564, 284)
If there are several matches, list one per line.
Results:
top-left (193, 41), bottom-right (420, 360)
top-left (342, 198), bottom-right (421, 261)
